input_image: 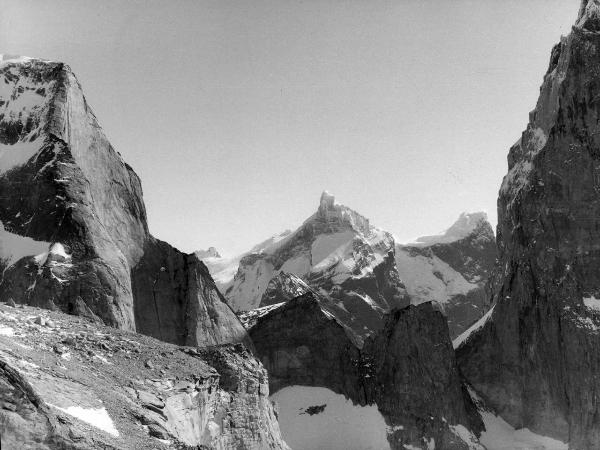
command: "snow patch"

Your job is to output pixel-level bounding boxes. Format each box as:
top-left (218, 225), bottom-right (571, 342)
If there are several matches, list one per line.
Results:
top-left (453, 305), bottom-right (495, 349)
top-left (279, 254), bottom-right (311, 278)
top-left (410, 212), bottom-right (488, 246)
top-left (0, 326), bottom-right (14, 336)
top-left (479, 410), bottom-right (567, 450)
top-left (33, 242), bottom-right (71, 266)
top-left (531, 127), bottom-right (548, 152)
top-left (271, 385), bottom-right (390, 450)
top-left (0, 54), bottom-right (35, 65)
top-left (583, 295), bottom-right (600, 311)
top-left (0, 221), bottom-right (50, 269)
top-left (250, 229), bottom-right (293, 255)
top-left (396, 247), bottom-right (477, 306)
top-left (450, 424), bottom-right (484, 449)
top-left (500, 127), bottom-right (547, 196)
top-left (48, 404), bottom-right (119, 437)
top-left (311, 231), bottom-right (356, 272)
top-left (226, 258), bottom-right (275, 311)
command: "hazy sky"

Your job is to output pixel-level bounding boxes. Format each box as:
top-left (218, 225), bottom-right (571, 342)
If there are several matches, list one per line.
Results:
top-left (1, 1), bottom-right (579, 255)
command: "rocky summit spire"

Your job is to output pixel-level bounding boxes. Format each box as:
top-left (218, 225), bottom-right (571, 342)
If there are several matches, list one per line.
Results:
top-left (318, 190), bottom-right (336, 215)
top-left (315, 190), bottom-right (371, 234)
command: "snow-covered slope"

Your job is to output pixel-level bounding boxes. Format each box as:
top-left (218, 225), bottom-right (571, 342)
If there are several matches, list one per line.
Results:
top-left (468, 388), bottom-right (568, 450)
top-left (410, 212), bottom-right (490, 246)
top-left (453, 304), bottom-right (496, 349)
top-left (396, 212), bottom-right (497, 337)
top-left (200, 201), bottom-right (496, 339)
top-left (271, 385), bottom-right (390, 450)
top-left (200, 192), bottom-right (407, 339)
top-left (0, 56), bottom-right (54, 176)
top-left (200, 230), bottom-right (293, 290)
top-left (479, 410), bottom-right (567, 450)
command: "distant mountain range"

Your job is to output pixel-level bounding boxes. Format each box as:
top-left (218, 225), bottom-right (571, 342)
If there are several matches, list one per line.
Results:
top-left (200, 194), bottom-right (496, 338)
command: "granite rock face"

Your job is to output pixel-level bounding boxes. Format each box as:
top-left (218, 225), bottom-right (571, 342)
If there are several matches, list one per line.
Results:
top-left (457, 2), bottom-right (600, 448)
top-left (396, 213), bottom-right (497, 337)
top-left (0, 301), bottom-right (288, 449)
top-left (250, 293), bottom-right (484, 449)
top-left (0, 57), bottom-right (248, 347)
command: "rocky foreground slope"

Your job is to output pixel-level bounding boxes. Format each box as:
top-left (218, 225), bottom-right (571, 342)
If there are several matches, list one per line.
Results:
top-left (457, 2), bottom-right (600, 448)
top-left (0, 300), bottom-right (288, 449)
top-left (0, 55), bottom-right (247, 348)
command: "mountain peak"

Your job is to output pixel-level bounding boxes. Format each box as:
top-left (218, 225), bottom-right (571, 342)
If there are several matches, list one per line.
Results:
top-left (412, 211), bottom-right (491, 246)
top-left (318, 190), bottom-right (336, 213)
top-left (195, 247), bottom-right (221, 259)
top-left (314, 191), bottom-right (371, 235)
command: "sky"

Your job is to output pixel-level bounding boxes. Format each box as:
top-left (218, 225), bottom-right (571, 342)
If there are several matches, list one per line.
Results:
top-left (1, 0), bottom-right (580, 255)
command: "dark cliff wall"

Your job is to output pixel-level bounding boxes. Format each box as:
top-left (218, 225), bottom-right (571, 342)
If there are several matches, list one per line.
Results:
top-left (251, 294), bottom-right (482, 449)
top-left (458, 3), bottom-right (600, 448)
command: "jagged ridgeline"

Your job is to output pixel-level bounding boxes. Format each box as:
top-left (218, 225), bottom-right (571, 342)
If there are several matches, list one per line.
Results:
top-left (202, 192), bottom-right (496, 341)
top-left (0, 56), bottom-right (248, 348)
top-left (249, 293), bottom-right (485, 450)
top-left (457, 1), bottom-right (600, 449)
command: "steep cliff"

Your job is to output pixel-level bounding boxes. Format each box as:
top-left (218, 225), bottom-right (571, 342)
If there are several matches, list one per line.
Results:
top-left (250, 293), bottom-right (484, 449)
top-left (0, 56), bottom-right (248, 347)
top-left (457, 2), bottom-right (600, 448)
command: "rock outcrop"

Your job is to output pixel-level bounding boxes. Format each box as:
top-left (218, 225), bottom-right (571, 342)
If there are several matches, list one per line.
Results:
top-left (457, 2), bottom-right (600, 448)
top-left (396, 212), bottom-right (497, 337)
top-left (0, 56), bottom-right (248, 347)
top-left (250, 293), bottom-right (484, 449)
top-left (0, 301), bottom-right (289, 449)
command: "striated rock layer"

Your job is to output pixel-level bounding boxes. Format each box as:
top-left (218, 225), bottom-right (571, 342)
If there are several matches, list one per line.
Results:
top-left (458, 2), bottom-right (600, 448)
top-left (0, 57), bottom-right (248, 347)
top-left (250, 293), bottom-right (484, 449)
